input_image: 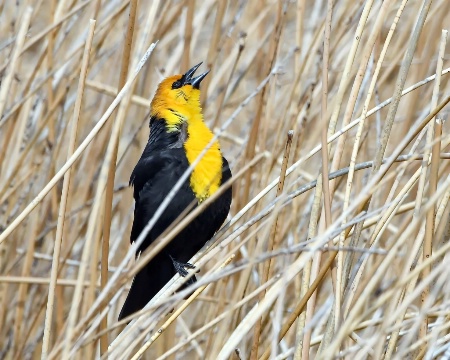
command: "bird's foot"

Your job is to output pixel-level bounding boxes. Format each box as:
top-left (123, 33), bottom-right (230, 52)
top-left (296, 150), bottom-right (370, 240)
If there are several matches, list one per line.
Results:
top-left (169, 256), bottom-right (196, 277)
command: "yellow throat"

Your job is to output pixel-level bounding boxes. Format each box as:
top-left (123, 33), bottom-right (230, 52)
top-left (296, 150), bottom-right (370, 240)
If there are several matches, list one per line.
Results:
top-left (151, 82), bottom-right (223, 202)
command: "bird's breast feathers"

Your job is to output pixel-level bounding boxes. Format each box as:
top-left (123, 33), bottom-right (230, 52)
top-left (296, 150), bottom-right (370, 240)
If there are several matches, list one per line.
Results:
top-left (184, 118), bottom-right (223, 202)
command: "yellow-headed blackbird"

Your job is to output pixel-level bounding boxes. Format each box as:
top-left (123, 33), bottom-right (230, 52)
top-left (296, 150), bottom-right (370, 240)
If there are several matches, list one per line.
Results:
top-left (118, 63), bottom-right (232, 320)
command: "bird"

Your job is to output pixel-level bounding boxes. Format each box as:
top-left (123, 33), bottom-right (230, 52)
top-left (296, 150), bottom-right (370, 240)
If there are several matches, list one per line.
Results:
top-left (118, 63), bottom-right (232, 321)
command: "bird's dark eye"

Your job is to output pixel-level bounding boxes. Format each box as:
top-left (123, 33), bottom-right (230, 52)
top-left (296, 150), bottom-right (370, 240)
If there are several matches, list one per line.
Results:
top-left (172, 80), bottom-right (182, 89)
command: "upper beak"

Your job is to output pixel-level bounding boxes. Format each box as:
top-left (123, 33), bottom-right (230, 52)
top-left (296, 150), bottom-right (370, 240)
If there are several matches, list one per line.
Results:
top-left (183, 62), bottom-right (209, 89)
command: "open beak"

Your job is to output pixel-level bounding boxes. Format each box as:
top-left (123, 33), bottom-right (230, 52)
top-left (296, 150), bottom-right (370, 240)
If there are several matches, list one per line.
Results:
top-left (183, 62), bottom-right (209, 89)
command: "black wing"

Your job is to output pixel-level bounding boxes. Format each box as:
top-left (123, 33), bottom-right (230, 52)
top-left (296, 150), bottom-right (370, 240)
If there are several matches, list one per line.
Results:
top-left (119, 151), bottom-right (232, 321)
top-left (129, 149), bottom-right (196, 253)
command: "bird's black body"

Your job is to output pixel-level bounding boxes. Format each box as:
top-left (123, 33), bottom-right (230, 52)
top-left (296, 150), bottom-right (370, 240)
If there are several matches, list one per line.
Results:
top-left (118, 118), bottom-right (232, 320)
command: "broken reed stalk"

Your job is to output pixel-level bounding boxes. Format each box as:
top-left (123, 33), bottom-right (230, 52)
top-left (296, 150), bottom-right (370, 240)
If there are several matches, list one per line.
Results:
top-left (251, 130), bottom-right (293, 358)
top-left (421, 116), bottom-right (443, 346)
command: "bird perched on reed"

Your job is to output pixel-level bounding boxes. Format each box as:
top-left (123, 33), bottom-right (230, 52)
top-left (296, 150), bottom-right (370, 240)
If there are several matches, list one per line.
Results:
top-left (118, 63), bottom-right (232, 321)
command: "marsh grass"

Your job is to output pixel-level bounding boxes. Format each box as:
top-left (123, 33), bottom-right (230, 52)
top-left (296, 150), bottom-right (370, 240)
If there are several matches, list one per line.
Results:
top-left (0, 0), bottom-right (450, 359)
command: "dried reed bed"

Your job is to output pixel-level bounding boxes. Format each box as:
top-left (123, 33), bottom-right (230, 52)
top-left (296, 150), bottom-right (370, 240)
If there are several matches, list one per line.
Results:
top-left (1, 0), bottom-right (450, 359)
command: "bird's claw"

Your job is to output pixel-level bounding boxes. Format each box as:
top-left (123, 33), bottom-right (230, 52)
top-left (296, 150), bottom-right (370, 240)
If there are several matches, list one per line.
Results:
top-left (170, 256), bottom-right (196, 277)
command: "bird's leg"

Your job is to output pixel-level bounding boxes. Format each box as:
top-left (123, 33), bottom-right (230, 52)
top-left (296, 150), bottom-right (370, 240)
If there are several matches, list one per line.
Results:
top-left (169, 255), bottom-right (196, 277)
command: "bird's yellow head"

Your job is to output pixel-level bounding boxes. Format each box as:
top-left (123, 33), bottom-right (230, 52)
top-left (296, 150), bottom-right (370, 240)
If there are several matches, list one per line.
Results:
top-left (148, 63), bottom-right (223, 201)
top-left (150, 63), bottom-right (209, 131)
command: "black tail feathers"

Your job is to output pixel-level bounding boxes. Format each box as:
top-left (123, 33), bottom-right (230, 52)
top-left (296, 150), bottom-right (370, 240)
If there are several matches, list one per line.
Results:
top-left (118, 254), bottom-right (198, 321)
top-left (118, 254), bottom-right (174, 321)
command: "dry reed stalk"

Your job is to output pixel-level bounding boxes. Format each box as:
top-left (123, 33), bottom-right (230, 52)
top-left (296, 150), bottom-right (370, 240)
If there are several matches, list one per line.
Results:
top-left (324, 94), bottom-right (450, 354)
top-left (181, 0), bottom-right (195, 71)
top-left (45, 0), bottom-right (57, 156)
top-left (320, 0), bottom-right (333, 233)
top-left (41, 19), bottom-right (96, 360)
top-left (434, 164), bottom-right (450, 243)
top-left (333, 0), bottom-right (401, 341)
top-left (326, 0), bottom-right (376, 141)
top-left (211, 34), bottom-right (245, 129)
top-left (294, 176), bottom-right (323, 360)
top-left (0, 6), bottom-right (32, 168)
top-left (2, 1), bottom-right (450, 358)
top-left (100, 0), bottom-right (138, 355)
top-left (262, 96), bottom-right (450, 359)
top-left (200, 0), bottom-right (227, 106)
top-left (0, 5), bottom-right (33, 339)
top-left (317, 1), bottom-right (335, 352)
top-left (0, 41), bottom-right (159, 244)
top-left (13, 211), bottom-right (38, 355)
top-left (240, 0), bottom-right (284, 212)
top-left (0, 276), bottom-right (96, 287)
top-left (421, 115), bottom-right (443, 334)
top-left (420, 29), bottom-right (447, 348)
top-left (382, 27), bottom-right (448, 359)
top-left (333, 0), bottom-right (436, 353)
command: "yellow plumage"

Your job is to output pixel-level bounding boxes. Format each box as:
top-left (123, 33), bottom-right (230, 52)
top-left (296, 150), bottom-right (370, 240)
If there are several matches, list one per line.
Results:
top-left (150, 75), bottom-right (223, 201)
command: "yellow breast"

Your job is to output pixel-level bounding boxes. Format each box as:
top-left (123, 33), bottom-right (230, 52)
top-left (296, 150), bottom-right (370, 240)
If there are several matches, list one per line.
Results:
top-left (184, 116), bottom-right (223, 202)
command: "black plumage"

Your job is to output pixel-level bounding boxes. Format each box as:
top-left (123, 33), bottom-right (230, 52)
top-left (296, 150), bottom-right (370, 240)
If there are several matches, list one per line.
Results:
top-left (118, 117), bottom-right (232, 321)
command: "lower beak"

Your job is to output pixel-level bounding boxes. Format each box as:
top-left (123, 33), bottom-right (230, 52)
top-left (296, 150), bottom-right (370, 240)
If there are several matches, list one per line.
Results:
top-left (190, 71), bottom-right (209, 89)
top-left (183, 62), bottom-right (209, 89)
